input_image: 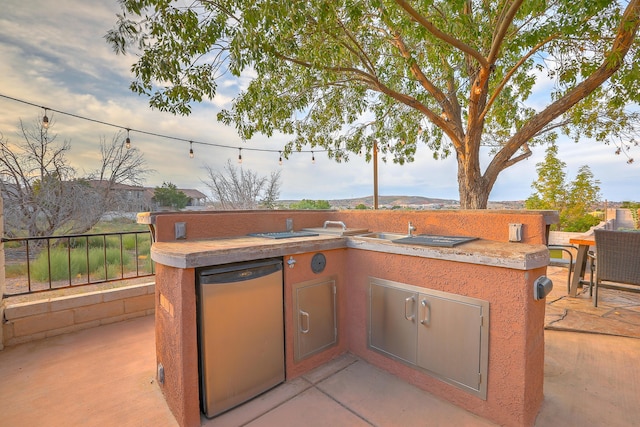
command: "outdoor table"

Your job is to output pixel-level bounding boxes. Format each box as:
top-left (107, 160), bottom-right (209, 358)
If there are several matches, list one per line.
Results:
top-left (568, 234), bottom-right (595, 297)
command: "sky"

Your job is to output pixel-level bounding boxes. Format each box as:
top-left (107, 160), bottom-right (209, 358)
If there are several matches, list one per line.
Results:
top-left (0, 1), bottom-right (638, 203)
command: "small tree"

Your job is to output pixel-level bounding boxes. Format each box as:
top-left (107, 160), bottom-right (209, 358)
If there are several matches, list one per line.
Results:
top-left (289, 199), bottom-right (331, 210)
top-left (525, 145), bottom-right (567, 214)
top-left (203, 160), bottom-right (281, 210)
top-left (564, 166), bottom-right (601, 231)
top-left (152, 182), bottom-right (190, 209)
top-left (525, 145), bottom-right (601, 231)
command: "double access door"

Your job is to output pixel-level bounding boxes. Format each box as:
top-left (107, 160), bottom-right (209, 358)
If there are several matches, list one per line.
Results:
top-left (368, 277), bottom-right (489, 399)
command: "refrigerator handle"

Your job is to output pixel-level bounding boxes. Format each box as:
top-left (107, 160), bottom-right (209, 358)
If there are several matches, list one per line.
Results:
top-left (299, 310), bottom-right (310, 334)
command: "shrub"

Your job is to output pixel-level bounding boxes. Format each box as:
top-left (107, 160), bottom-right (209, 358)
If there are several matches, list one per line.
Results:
top-left (30, 246), bottom-right (132, 282)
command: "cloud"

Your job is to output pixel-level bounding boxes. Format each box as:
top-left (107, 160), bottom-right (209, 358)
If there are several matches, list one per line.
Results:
top-left (1, 0), bottom-right (638, 205)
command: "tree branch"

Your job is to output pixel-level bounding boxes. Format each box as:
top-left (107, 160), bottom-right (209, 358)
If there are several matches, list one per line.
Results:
top-left (480, 34), bottom-right (558, 121)
top-left (394, 0), bottom-right (489, 68)
top-left (487, 0), bottom-right (524, 65)
top-left (486, 0), bottom-right (640, 181)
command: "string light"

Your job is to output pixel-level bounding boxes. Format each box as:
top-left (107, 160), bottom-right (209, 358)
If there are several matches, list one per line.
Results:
top-left (238, 148), bottom-right (242, 164)
top-left (42, 108), bottom-right (49, 129)
top-left (189, 141), bottom-right (194, 158)
top-left (0, 93), bottom-right (333, 160)
top-left (278, 151), bottom-right (283, 166)
top-left (311, 151), bottom-right (315, 164)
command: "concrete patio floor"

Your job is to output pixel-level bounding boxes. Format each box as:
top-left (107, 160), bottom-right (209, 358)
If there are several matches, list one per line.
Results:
top-left (1, 267), bottom-right (639, 427)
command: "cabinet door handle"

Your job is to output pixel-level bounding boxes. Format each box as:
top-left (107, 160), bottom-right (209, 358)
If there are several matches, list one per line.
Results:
top-left (420, 299), bottom-right (431, 325)
top-left (299, 310), bottom-right (310, 334)
top-left (404, 296), bottom-right (415, 321)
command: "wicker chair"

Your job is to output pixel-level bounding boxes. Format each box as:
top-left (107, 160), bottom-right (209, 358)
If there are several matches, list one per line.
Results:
top-left (590, 229), bottom-right (640, 307)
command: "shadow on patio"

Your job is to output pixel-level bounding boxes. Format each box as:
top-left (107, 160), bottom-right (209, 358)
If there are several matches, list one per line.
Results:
top-left (0, 267), bottom-right (639, 427)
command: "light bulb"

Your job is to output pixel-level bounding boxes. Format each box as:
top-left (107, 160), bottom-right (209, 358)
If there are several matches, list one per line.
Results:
top-left (125, 129), bottom-right (131, 149)
top-left (312, 151), bottom-right (315, 164)
top-left (189, 142), bottom-right (194, 158)
top-left (42, 110), bottom-right (49, 129)
top-left (238, 149), bottom-right (242, 164)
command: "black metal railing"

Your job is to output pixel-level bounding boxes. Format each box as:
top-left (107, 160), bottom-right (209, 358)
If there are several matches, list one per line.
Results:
top-left (2, 231), bottom-right (154, 297)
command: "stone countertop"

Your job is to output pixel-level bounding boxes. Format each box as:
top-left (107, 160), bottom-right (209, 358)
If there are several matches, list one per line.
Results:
top-left (150, 234), bottom-right (347, 269)
top-left (347, 236), bottom-right (549, 270)
top-left (150, 234), bottom-right (549, 270)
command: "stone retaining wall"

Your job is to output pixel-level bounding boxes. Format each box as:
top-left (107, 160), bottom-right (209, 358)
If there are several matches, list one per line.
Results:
top-left (2, 282), bottom-right (155, 347)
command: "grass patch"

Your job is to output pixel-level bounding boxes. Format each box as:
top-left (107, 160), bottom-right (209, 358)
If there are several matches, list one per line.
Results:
top-left (549, 249), bottom-right (564, 259)
top-left (30, 246), bottom-right (132, 282)
top-left (5, 263), bottom-right (28, 278)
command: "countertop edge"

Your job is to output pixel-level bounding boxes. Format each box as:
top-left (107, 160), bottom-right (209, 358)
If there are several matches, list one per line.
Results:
top-left (151, 236), bottom-right (347, 269)
top-left (346, 238), bottom-right (549, 270)
top-left (150, 235), bottom-right (549, 270)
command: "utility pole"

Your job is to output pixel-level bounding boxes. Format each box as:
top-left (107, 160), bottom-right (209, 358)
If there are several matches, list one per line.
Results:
top-left (373, 141), bottom-right (378, 210)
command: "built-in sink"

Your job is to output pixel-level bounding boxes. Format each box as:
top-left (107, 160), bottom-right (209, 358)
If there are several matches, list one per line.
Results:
top-left (248, 231), bottom-right (319, 239)
top-left (393, 235), bottom-right (478, 247)
top-left (356, 232), bottom-right (408, 240)
top-left (354, 232), bottom-right (478, 248)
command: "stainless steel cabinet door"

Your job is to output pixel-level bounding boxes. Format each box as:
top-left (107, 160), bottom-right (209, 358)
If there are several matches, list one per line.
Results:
top-left (369, 281), bottom-right (417, 364)
top-left (293, 278), bottom-right (337, 361)
top-left (417, 294), bottom-right (484, 393)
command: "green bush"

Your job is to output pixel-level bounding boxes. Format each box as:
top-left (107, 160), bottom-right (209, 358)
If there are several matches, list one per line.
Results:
top-left (30, 246), bottom-right (132, 282)
top-left (563, 214), bottom-right (601, 232)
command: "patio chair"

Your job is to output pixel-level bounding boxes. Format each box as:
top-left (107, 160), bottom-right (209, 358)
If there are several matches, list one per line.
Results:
top-left (590, 229), bottom-right (640, 307)
top-left (548, 244), bottom-right (577, 294)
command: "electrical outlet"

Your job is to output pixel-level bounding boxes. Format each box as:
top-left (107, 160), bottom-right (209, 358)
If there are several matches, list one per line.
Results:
top-left (175, 222), bottom-right (186, 240)
top-left (509, 223), bottom-right (522, 242)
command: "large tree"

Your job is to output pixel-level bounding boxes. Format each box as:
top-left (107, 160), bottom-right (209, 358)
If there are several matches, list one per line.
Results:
top-left (107, 0), bottom-right (640, 208)
top-left (0, 117), bottom-right (150, 237)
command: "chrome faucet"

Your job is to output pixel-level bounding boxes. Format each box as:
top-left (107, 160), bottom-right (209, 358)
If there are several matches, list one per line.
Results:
top-left (408, 221), bottom-right (417, 237)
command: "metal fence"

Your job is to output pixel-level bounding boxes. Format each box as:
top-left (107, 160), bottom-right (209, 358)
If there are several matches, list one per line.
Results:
top-left (2, 231), bottom-right (154, 297)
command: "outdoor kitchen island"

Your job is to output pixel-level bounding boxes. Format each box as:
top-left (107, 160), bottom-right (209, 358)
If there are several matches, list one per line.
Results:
top-left (140, 209), bottom-right (555, 427)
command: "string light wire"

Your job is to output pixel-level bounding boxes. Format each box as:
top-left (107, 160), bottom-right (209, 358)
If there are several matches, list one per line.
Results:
top-left (0, 93), bottom-right (328, 158)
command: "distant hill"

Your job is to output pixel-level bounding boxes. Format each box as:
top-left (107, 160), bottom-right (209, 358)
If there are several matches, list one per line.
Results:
top-left (279, 195), bottom-right (525, 210)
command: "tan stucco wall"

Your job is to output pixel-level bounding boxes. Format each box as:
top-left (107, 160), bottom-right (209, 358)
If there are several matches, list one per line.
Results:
top-left (344, 249), bottom-right (545, 427)
top-left (146, 209), bottom-right (552, 245)
top-left (2, 283), bottom-right (155, 347)
top-left (283, 248), bottom-right (349, 379)
top-left (154, 264), bottom-right (200, 427)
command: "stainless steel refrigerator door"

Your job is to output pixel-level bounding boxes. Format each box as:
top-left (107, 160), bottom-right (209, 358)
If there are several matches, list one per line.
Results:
top-left (198, 261), bottom-right (284, 417)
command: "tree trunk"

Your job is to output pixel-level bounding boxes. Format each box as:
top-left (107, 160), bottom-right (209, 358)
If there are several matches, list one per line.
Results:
top-left (457, 156), bottom-right (492, 209)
